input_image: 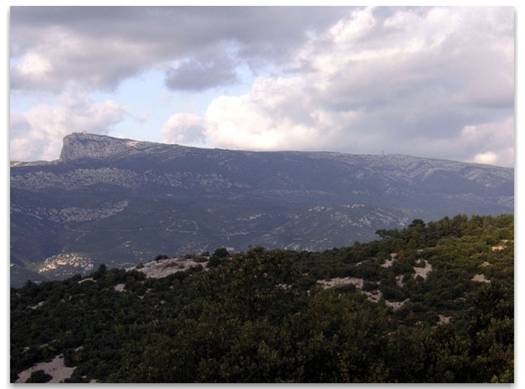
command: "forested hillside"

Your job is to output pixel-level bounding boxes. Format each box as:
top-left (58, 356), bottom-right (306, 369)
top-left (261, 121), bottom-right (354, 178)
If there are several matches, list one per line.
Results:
top-left (11, 214), bottom-right (513, 383)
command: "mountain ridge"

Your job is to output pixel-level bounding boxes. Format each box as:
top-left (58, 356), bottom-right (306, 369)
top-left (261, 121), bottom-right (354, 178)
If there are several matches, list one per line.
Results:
top-left (10, 132), bottom-right (513, 286)
top-left (29, 132), bottom-right (511, 171)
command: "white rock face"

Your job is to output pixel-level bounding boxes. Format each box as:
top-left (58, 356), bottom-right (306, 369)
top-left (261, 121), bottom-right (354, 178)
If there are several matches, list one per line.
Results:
top-left (385, 299), bottom-right (409, 311)
top-left (15, 355), bottom-right (75, 383)
top-left (130, 257), bottom-right (207, 279)
top-left (11, 168), bottom-right (140, 191)
top-left (472, 274), bottom-right (491, 283)
top-left (317, 277), bottom-right (364, 289)
top-left (38, 253), bottom-right (93, 274)
top-left (114, 283), bottom-right (126, 292)
top-left (28, 301), bottom-right (45, 310)
top-left (413, 260), bottom-right (432, 280)
top-left (491, 240), bottom-right (511, 252)
top-left (27, 201), bottom-right (128, 223)
top-left (60, 133), bottom-right (147, 161)
top-left (363, 289), bottom-right (383, 303)
top-left (438, 314), bottom-right (451, 325)
top-left (315, 276), bottom-right (392, 304)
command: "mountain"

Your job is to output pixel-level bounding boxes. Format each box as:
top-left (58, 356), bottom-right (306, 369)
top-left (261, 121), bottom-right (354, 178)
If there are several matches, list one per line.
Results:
top-left (10, 133), bottom-right (513, 285)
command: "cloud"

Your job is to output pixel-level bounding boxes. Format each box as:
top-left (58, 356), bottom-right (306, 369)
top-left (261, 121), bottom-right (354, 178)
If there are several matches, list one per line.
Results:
top-left (161, 113), bottom-right (206, 146)
top-left (202, 77), bottom-right (322, 151)
top-left (461, 118), bottom-right (515, 166)
top-left (10, 90), bottom-right (125, 161)
top-left (162, 7), bottom-right (514, 166)
top-left (472, 152), bottom-right (497, 165)
top-left (11, 7), bottom-right (515, 166)
top-left (165, 55), bottom-right (238, 92)
top-left (10, 6), bottom-right (345, 92)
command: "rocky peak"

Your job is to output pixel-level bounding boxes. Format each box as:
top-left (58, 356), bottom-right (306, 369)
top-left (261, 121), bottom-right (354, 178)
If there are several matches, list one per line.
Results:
top-left (60, 133), bottom-right (148, 161)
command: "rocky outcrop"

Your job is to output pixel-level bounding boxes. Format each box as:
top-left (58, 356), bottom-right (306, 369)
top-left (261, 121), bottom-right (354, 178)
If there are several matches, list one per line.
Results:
top-left (25, 201), bottom-right (128, 223)
top-left (59, 132), bottom-right (151, 161)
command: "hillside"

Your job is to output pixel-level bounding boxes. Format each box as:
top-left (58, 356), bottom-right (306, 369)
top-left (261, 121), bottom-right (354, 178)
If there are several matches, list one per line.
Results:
top-left (11, 214), bottom-right (513, 383)
top-left (10, 133), bottom-right (513, 285)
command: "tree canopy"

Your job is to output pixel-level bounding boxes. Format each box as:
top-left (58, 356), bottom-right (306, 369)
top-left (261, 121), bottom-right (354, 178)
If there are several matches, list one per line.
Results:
top-left (11, 214), bottom-right (513, 383)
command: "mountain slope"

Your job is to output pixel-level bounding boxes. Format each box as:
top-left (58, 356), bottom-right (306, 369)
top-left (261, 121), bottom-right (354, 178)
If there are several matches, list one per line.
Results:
top-left (10, 215), bottom-right (514, 383)
top-left (10, 133), bottom-right (513, 285)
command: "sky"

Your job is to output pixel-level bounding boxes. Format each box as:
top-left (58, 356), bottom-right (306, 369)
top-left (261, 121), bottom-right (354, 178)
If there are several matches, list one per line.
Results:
top-left (9, 6), bottom-right (515, 166)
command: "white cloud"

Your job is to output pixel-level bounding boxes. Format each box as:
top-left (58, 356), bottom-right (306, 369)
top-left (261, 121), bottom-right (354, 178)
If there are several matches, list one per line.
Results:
top-left (161, 113), bottom-right (206, 146)
top-left (460, 118), bottom-right (515, 166)
top-left (11, 7), bottom-right (514, 166)
top-left (10, 90), bottom-right (125, 161)
top-left (15, 52), bottom-right (52, 78)
top-left (162, 7), bottom-right (514, 166)
top-left (472, 152), bottom-right (498, 165)
top-left (203, 77), bottom-right (323, 151)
